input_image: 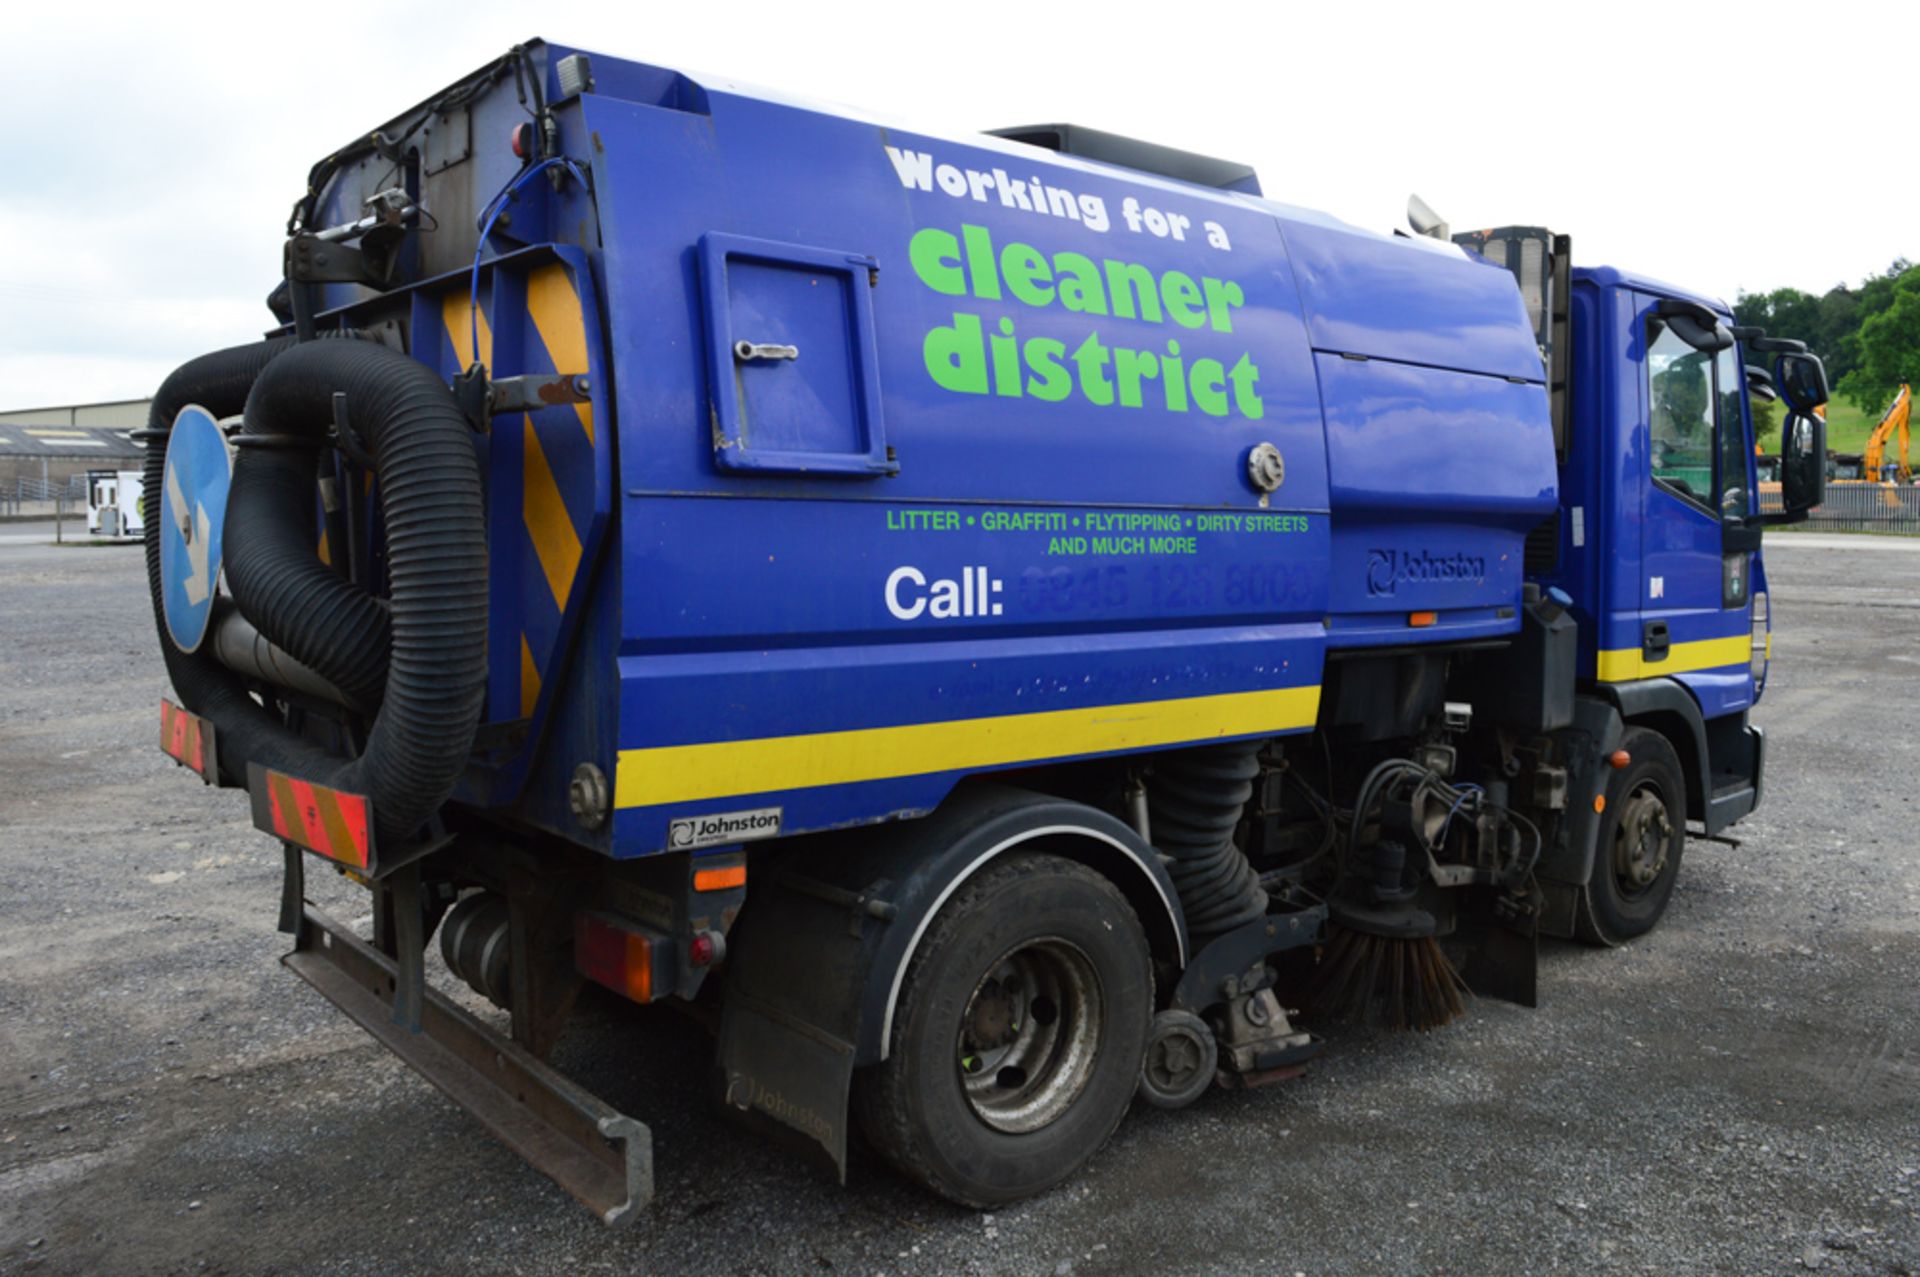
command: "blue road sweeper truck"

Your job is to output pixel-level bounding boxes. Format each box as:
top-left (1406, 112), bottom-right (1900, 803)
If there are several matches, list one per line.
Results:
top-left (144, 40), bottom-right (1831, 1222)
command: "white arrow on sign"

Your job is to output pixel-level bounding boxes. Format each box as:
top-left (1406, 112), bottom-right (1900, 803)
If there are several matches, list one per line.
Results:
top-left (166, 463), bottom-right (213, 606)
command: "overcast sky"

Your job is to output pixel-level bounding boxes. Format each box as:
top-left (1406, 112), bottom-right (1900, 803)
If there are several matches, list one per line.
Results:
top-left (2, 0), bottom-right (1909, 411)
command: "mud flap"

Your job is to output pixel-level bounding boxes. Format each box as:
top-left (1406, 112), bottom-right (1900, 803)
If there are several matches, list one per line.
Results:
top-left (711, 865), bottom-right (882, 1182)
top-left (1449, 888), bottom-right (1540, 1009)
top-left (715, 990), bottom-right (856, 1182)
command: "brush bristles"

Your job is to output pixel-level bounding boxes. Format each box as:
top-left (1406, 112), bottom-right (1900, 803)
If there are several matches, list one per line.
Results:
top-left (1309, 924), bottom-right (1470, 1032)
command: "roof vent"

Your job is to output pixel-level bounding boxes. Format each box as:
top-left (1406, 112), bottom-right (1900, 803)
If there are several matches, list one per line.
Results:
top-left (988, 124), bottom-right (1261, 196)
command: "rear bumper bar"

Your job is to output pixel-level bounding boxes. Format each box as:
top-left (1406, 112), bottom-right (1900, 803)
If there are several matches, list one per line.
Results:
top-left (283, 904), bottom-right (653, 1225)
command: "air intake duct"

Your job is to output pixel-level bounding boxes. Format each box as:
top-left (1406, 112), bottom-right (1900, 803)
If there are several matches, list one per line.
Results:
top-left (142, 337), bottom-right (487, 847)
top-left (1147, 742), bottom-right (1268, 942)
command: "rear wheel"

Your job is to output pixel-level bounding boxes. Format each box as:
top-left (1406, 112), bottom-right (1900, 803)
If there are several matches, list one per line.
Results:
top-left (1579, 727), bottom-right (1686, 945)
top-left (854, 853), bottom-right (1151, 1207)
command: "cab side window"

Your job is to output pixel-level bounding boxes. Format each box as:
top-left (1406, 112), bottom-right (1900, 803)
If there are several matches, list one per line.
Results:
top-left (1714, 345), bottom-right (1752, 518)
top-left (1647, 316), bottom-right (1750, 518)
top-left (1648, 321), bottom-right (1715, 507)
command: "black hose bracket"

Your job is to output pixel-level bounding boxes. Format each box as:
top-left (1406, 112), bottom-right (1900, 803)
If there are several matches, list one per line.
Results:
top-left (329, 391), bottom-right (377, 469)
top-left (451, 364), bottom-right (492, 433)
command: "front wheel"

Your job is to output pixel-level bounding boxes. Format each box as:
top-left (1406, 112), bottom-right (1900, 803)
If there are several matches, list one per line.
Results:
top-left (854, 853), bottom-right (1151, 1207)
top-left (1579, 726), bottom-right (1687, 945)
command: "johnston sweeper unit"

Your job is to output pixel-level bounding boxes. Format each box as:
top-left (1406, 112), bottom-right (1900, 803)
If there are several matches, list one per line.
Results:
top-left (144, 40), bottom-right (1831, 1220)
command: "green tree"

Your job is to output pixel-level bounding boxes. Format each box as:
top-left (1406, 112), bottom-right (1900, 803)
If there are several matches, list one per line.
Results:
top-left (1837, 266), bottom-right (1920, 415)
top-left (1749, 391), bottom-right (1780, 448)
top-left (1814, 287), bottom-right (1861, 381)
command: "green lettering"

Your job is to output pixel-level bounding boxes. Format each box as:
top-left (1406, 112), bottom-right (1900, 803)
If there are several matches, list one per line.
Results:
top-left (961, 224), bottom-right (1001, 300)
top-left (1201, 277), bottom-right (1245, 333)
top-left (1190, 357), bottom-right (1228, 416)
top-left (1162, 339), bottom-right (1188, 412)
top-left (1114, 347), bottom-right (1159, 409)
top-left (1054, 253), bottom-right (1108, 315)
top-left (1073, 332), bottom-right (1114, 406)
top-left (990, 318), bottom-right (1021, 398)
top-left (1001, 242), bottom-right (1054, 307)
top-left (1229, 354), bottom-right (1264, 419)
top-left (908, 227), bottom-right (964, 296)
top-left (1102, 260), bottom-right (1164, 324)
top-left (925, 313), bottom-right (987, 394)
top-left (1162, 271), bottom-right (1205, 328)
top-left (1025, 338), bottom-right (1072, 402)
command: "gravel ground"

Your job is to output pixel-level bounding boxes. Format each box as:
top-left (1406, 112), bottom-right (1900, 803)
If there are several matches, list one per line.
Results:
top-left (1, 534), bottom-right (1916, 1276)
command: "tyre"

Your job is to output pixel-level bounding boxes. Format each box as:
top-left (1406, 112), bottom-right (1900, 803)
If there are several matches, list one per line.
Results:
top-left (854, 853), bottom-right (1152, 1207)
top-left (1579, 726), bottom-right (1686, 946)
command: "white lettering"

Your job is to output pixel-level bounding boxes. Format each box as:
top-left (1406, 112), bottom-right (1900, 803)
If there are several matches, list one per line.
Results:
top-left (885, 565), bottom-right (927, 619)
top-left (883, 146), bottom-right (934, 191)
top-left (883, 565), bottom-right (1007, 622)
top-left (930, 577), bottom-right (961, 618)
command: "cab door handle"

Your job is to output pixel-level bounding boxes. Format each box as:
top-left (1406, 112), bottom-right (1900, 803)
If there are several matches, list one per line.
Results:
top-left (1642, 620), bottom-right (1670, 661)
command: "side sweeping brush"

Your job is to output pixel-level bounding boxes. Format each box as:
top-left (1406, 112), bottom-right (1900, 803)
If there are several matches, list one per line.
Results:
top-left (1308, 840), bottom-right (1470, 1032)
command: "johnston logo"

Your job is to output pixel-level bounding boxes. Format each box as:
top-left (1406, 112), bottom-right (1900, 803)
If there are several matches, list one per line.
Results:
top-left (668, 807), bottom-right (783, 850)
top-left (1366, 548), bottom-right (1487, 598)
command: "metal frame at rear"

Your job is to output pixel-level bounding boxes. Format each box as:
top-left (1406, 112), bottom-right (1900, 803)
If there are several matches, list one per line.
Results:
top-left (282, 904), bottom-right (653, 1226)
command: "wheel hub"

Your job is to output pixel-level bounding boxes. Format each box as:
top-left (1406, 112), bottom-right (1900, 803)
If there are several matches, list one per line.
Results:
top-left (957, 938), bottom-right (1103, 1134)
top-left (965, 979), bottom-right (1018, 1048)
top-left (1612, 786), bottom-right (1672, 892)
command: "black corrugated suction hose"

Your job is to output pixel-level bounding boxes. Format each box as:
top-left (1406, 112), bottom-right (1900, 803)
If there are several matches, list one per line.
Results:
top-left (142, 337), bottom-right (325, 781)
top-left (1148, 743), bottom-right (1270, 941)
top-left (142, 337), bottom-right (487, 847)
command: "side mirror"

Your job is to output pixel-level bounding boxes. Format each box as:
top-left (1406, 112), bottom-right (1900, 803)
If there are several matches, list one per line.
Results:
top-left (1407, 193), bottom-right (1450, 241)
top-left (1762, 411), bottom-right (1826, 525)
top-left (1654, 297), bottom-right (1734, 352)
top-left (1745, 365), bottom-right (1777, 402)
top-left (1774, 351), bottom-right (1830, 415)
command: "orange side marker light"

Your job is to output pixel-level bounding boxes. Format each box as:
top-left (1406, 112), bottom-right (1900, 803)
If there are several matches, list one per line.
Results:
top-left (693, 864), bottom-right (747, 892)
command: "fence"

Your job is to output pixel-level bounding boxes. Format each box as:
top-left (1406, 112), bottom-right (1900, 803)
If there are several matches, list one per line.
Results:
top-left (1760, 482), bottom-right (1920, 534)
top-left (0, 476), bottom-right (87, 517)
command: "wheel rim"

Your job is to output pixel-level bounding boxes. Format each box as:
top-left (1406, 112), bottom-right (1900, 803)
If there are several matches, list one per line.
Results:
top-left (1611, 781), bottom-right (1673, 898)
top-left (956, 937), bottom-right (1103, 1134)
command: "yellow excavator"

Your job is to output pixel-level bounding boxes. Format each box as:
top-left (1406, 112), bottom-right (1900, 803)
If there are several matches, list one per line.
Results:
top-left (1862, 383), bottom-right (1912, 484)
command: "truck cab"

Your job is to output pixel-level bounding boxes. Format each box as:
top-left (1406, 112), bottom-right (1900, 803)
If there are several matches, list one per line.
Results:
top-left (1455, 229), bottom-right (1826, 939)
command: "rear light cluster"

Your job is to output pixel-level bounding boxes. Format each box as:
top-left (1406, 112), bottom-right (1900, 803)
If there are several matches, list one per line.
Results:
top-left (574, 914), bottom-right (729, 1004)
top-left (575, 912), bottom-right (659, 1003)
top-left (688, 930), bottom-right (724, 968)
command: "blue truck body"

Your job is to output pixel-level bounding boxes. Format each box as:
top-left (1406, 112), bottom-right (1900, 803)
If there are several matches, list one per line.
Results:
top-left (300, 42), bottom-right (1569, 858)
top-left (148, 39), bottom-right (1823, 1221)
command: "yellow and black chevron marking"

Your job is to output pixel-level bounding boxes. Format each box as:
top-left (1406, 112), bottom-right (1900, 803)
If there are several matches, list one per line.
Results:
top-left (442, 264), bottom-right (597, 724)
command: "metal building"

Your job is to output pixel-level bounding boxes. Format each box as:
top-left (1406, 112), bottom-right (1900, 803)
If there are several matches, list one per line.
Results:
top-left (0, 398), bottom-right (151, 429)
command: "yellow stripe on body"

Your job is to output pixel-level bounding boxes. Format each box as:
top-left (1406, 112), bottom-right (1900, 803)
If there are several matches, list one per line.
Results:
top-left (526, 265), bottom-right (595, 444)
top-left (442, 291), bottom-right (494, 367)
top-left (521, 418), bottom-right (582, 611)
top-left (615, 684), bottom-right (1322, 809)
top-left (519, 634), bottom-right (541, 719)
top-left (1595, 634), bottom-right (1750, 682)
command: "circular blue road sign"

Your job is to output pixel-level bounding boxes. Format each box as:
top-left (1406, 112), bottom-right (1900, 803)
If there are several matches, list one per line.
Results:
top-left (160, 405), bottom-right (231, 654)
